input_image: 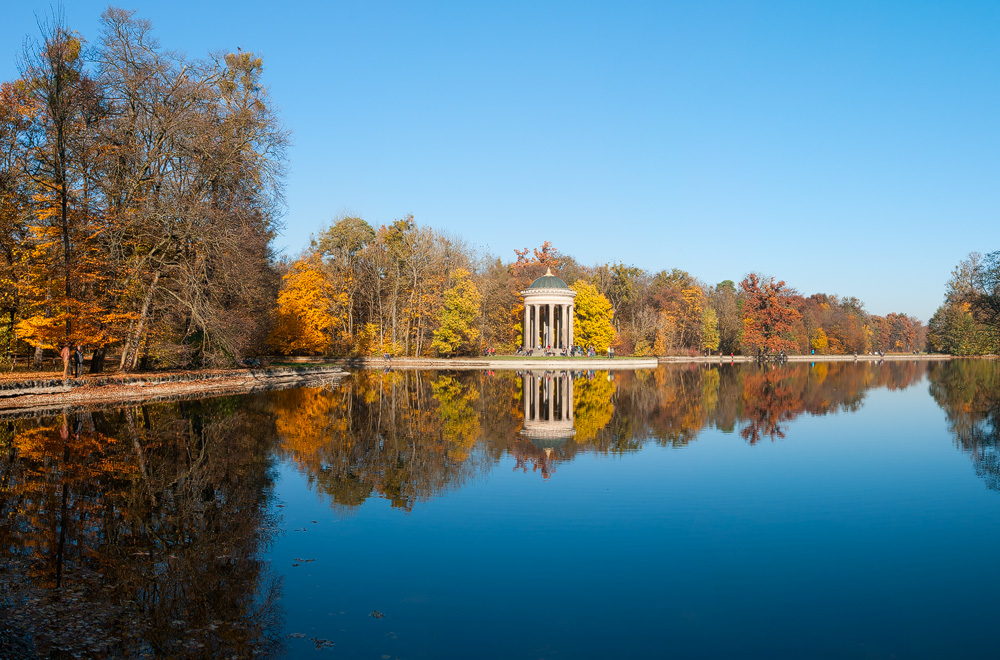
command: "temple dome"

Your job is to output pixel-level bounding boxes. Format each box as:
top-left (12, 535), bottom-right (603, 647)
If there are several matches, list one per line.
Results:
top-left (527, 267), bottom-right (569, 290)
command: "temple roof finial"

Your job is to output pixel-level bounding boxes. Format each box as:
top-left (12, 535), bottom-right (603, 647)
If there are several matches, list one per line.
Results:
top-left (544, 266), bottom-right (553, 277)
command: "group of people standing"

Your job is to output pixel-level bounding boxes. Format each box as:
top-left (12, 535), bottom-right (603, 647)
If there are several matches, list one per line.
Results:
top-left (60, 344), bottom-right (86, 378)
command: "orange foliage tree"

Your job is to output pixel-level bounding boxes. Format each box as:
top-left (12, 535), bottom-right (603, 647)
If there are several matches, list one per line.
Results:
top-left (739, 273), bottom-right (802, 354)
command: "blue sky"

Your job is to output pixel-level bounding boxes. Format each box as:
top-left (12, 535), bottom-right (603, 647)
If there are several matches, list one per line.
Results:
top-left (3, 1), bottom-right (997, 321)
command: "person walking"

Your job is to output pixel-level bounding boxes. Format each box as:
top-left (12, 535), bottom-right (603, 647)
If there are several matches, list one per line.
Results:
top-left (60, 343), bottom-right (71, 379)
top-left (73, 345), bottom-right (84, 377)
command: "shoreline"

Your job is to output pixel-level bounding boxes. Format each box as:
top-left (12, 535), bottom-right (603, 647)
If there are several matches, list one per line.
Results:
top-left (0, 365), bottom-right (346, 417)
top-left (284, 353), bottom-right (960, 369)
top-left (0, 353), bottom-right (971, 416)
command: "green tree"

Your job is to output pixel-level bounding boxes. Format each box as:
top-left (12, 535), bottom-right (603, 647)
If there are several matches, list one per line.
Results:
top-left (710, 279), bottom-right (740, 354)
top-left (928, 302), bottom-right (988, 355)
top-left (571, 280), bottom-right (615, 352)
top-left (432, 268), bottom-right (481, 356)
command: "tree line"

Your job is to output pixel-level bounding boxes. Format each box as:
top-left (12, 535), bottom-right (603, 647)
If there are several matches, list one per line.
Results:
top-left (271, 215), bottom-right (927, 358)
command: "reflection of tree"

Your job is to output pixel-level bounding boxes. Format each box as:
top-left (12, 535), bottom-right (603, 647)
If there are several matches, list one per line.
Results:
top-left (271, 361), bottom-right (933, 509)
top-left (432, 374), bottom-right (481, 461)
top-left (271, 371), bottom-right (491, 512)
top-left (635, 366), bottom-right (711, 448)
top-left (738, 366), bottom-right (801, 444)
top-left (572, 372), bottom-right (616, 443)
top-left (735, 361), bottom-right (925, 444)
top-left (0, 398), bottom-right (283, 658)
top-left (929, 360), bottom-right (1000, 490)
top-left (610, 361), bottom-right (926, 447)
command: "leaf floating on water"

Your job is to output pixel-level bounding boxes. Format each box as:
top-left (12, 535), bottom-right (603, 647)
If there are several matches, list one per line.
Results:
top-left (312, 637), bottom-right (335, 649)
top-left (287, 632), bottom-right (306, 638)
top-left (292, 563), bottom-right (300, 567)
top-left (294, 558), bottom-right (316, 563)
top-left (369, 610), bottom-right (385, 619)
top-left (294, 527), bottom-right (307, 532)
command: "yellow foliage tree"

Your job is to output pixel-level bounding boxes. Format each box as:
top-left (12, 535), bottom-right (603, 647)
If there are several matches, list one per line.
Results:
top-left (701, 307), bottom-right (720, 353)
top-left (810, 327), bottom-right (829, 354)
top-left (571, 280), bottom-right (614, 352)
top-left (268, 258), bottom-right (345, 355)
top-left (431, 268), bottom-right (482, 356)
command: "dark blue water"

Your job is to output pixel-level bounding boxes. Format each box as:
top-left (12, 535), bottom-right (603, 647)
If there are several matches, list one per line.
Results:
top-left (3, 360), bottom-right (999, 658)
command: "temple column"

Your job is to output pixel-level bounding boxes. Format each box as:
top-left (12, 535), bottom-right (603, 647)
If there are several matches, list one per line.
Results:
top-left (536, 304), bottom-right (542, 348)
top-left (533, 305), bottom-right (539, 348)
top-left (561, 305), bottom-right (568, 348)
top-left (548, 303), bottom-right (554, 348)
top-left (569, 304), bottom-right (574, 348)
top-left (551, 304), bottom-right (557, 348)
top-left (523, 305), bottom-right (530, 350)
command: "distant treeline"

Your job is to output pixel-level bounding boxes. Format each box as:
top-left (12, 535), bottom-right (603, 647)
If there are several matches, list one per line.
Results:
top-left (270, 216), bottom-right (927, 358)
top-left (0, 9), bottom-right (930, 368)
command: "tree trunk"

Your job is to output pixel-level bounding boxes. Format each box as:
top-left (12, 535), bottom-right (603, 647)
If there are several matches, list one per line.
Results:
top-left (89, 346), bottom-right (106, 373)
top-left (121, 269), bottom-right (160, 371)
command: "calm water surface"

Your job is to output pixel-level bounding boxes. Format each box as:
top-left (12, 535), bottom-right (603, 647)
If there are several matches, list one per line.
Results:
top-left (3, 360), bottom-right (1000, 658)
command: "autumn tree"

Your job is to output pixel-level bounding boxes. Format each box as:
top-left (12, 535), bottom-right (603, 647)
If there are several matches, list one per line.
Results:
top-left (0, 81), bottom-right (31, 358)
top-left (709, 280), bottom-right (740, 354)
top-left (432, 268), bottom-right (482, 356)
top-left (571, 280), bottom-right (615, 352)
top-left (314, 215), bottom-right (375, 343)
top-left (14, 19), bottom-right (102, 353)
top-left (268, 257), bottom-right (345, 355)
top-left (477, 257), bottom-right (520, 351)
top-left (738, 273), bottom-right (802, 354)
top-left (0, 8), bottom-right (288, 371)
top-left (701, 307), bottom-right (720, 353)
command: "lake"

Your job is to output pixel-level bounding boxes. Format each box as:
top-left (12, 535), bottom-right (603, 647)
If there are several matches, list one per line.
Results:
top-left (2, 360), bottom-right (999, 659)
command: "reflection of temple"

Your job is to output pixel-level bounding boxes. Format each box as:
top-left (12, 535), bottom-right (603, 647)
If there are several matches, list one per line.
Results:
top-left (520, 370), bottom-right (575, 446)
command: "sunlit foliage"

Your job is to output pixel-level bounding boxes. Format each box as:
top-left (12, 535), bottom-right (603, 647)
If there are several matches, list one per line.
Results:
top-left (570, 280), bottom-right (615, 352)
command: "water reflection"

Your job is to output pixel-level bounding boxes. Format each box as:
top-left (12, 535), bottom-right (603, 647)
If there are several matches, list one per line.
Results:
top-left (0, 398), bottom-right (283, 659)
top-left (0, 360), bottom-right (989, 657)
top-left (929, 359), bottom-right (1000, 490)
top-left (270, 361), bottom-right (930, 504)
top-left (270, 371), bottom-right (497, 512)
top-left (520, 370), bottom-right (575, 442)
